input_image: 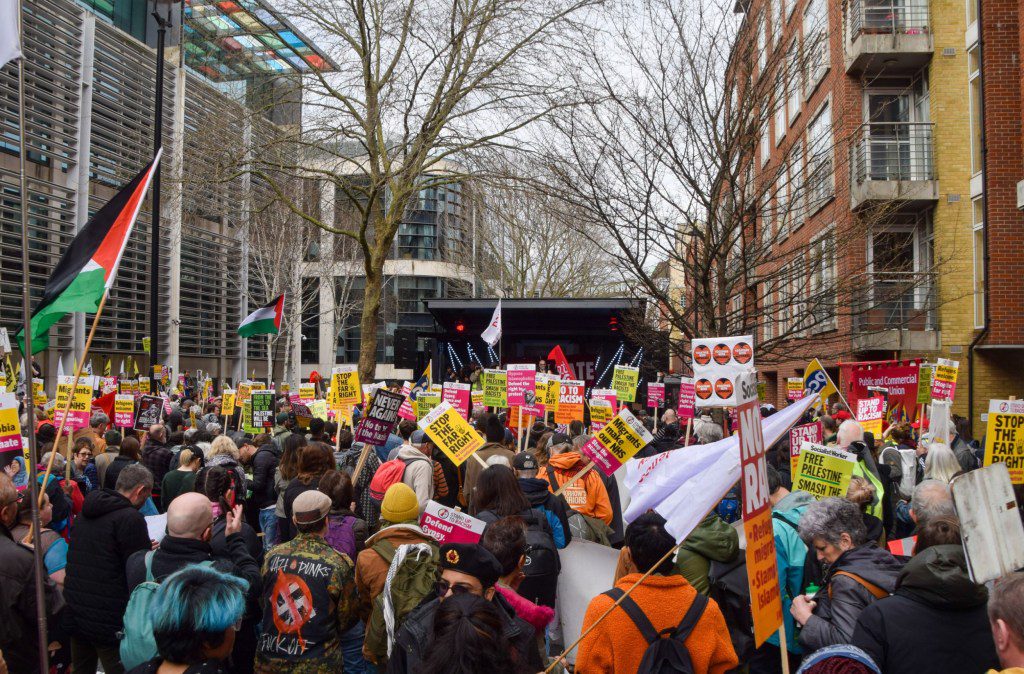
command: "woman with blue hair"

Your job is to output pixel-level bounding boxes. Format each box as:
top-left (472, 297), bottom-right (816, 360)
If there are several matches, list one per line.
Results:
top-left (127, 564), bottom-right (248, 674)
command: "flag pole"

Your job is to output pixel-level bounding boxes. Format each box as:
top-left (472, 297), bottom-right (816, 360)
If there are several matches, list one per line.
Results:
top-left (15, 4), bottom-right (51, 669)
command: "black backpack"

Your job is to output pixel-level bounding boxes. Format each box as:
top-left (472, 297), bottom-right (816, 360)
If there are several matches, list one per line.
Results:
top-left (707, 557), bottom-right (755, 663)
top-left (478, 507), bottom-right (560, 578)
top-left (602, 587), bottom-right (708, 674)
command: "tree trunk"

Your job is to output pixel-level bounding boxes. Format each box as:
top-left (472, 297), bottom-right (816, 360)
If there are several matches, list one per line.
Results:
top-left (358, 266), bottom-right (383, 383)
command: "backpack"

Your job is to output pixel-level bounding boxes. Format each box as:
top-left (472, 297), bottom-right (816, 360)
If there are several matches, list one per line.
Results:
top-left (771, 512), bottom-right (823, 595)
top-left (325, 514), bottom-right (357, 559)
top-left (120, 552), bottom-right (213, 670)
top-left (368, 456), bottom-right (428, 504)
top-left (707, 557), bottom-right (755, 663)
top-left (364, 540), bottom-right (439, 661)
top-left (603, 587), bottom-right (709, 674)
top-left (478, 508), bottom-right (560, 578)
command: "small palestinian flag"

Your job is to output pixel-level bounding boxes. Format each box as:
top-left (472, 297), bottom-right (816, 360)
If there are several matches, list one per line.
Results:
top-left (238, 295), bottom-right (284, 338)
top-left (17, 150), bottom-right (162, 354)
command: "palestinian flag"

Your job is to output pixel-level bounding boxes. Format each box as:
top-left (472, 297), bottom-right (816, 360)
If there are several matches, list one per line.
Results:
top-left (17, 151), bottom-right (161, 354)
top-left (238, 295), bottom-right (284, 338)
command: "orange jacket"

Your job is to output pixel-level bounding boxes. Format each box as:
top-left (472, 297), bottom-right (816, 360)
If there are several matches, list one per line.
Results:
top-left (577, 573), bottom-right (738, 674)
top-left (542, 452), bottom-right (613, 525)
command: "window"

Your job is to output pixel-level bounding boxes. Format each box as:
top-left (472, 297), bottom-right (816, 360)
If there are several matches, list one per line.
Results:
top-left (803, 0), bottom-right (829, 98)
top-left (809, 229), bottom-right (837, 329)
top-left (787, 40), bottom-right (801, 123)
top-left (967, 0), bottom-right (978, 27)
top-left (789, 141), bottom-right (805, 228)
top-left (968, 46), bottom-right (982, 177)
top-left (807, 102), bottom-right (834, 212)
top-left (776, 174), bottom-right (789, 239)
top-left (774, 74), bottom-right (787, 144)
top-left (761, 197), bottom-right (774, 247)
top-left (762, 291), bottom-right (776, 343)
top-left (757, 17), bottom-right (766, 73)
top-left (972, 197), bottom-right (985, 328)
top-left (301, 278), bottom-right (320, 364)
top-left (768, 0), bottom-right (777, 47)
top-left (778, 276), bottom-right (793, 335)
top-left (760, 120), bottom-right (771, 167)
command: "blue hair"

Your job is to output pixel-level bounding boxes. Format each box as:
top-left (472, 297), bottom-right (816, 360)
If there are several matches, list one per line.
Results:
top-left (151, 564), bottom-right (248, 664)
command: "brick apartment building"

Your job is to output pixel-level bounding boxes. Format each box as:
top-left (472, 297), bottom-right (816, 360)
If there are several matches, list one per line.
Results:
top-left (723, 0), bottom-right (1024, 430)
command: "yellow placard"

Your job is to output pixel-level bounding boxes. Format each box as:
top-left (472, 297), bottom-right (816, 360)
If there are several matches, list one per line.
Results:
top-left (299, 383), bottom-right (316, 401)
top-left (420, 402), bottom-right (485, 466)
top-left (308, 399), bottom-right (328, 421)
top-left (470, 389), bottom-right (485, 408)
top-left (221, 390), bottom-right (236, 416)
top-left (482, 369), bottom-right (507, 408)
top-left (331, 365), bottom-right (361, 408)
top-left (589, 400), bottom-right (613, 429)
top-left (33, 379), bottom-right (47, 406)
top-left (793, 442), bottom-right (857, 499)
top-left (611, 365), bottom-right (639, 403)
top-left (544, 379), bottom-right (560, 409)
top-left (593, 410), bottom-right (648, 466)
top-left (0, 399), bottom-right (23, 455)
top-left (54, 376), bottom-right (93, 429)
top-left (416, 393), bottom-right (442, 420)
top-left (984, 400), bottom-right (1024, 484)
top-left (237, 382), bottom-right (252, 404)
top-left (138, 376), bottom-right (151, 393)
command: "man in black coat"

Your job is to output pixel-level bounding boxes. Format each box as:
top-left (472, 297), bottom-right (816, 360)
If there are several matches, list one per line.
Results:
top-left (140, 423), bottom-right (172, 508)
top-left (64, 463), bottom-right (153, 674)
top-left (388, 543), bottom-right (544, 673)
top-left (0, 473), bottom-right (65, 674)
top-left (514, 452), bottom-right (572, 546)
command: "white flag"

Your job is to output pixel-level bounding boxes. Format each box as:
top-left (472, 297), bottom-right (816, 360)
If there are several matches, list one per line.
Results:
top-left (57, 355), bottom-right (64, 379)
top-left (1, 0), bottom-right (22, 71)
top-left (481, 300), bottom-right (502, 347)
top-left (624, 395), bottom-right (818, 543)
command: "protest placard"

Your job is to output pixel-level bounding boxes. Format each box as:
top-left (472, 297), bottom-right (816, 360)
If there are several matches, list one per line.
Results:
top-left (54, 376), bottom-right (93, 430)
top-left (482, 369), bottom-right (508, 408)
top-left (397, 382), bottom-right (416, 421)
top-left (931, 358), bottom-right (959, 401)
top-left (101, 376), bottom-right (118, 395)
top-left (555, 380), bottom-right (585, 424)
top-left (535, 374), bottom-right (549, 408)
top-left (580, 407), bottom-right (654, 477)
top-left (331, 365), bottom-right (362, 407)
top-left (236, 381), bottom-right (252, 405)
top-left (856, 396), bottom-right (885, 438)
top-left (794, 442), bottom-right (857, 499)
top-left (543, 377), bottom-right (561, 409)
top-left (789, 422), bottom-right (823, 473)
top-left (591, 388), bottom-right (617, 411)
top-left (951, 464), bottom-right (1024, 584)
top-left (355, 388), bottom-right (405, 446)
top-left (735, 372), bottom-right (783, 647)
top-left (677, 377), bottom-right (695, 420)
top-left (240, 398), bottom-right (259, 434)
top-left (221, 389), bottom-right (236, 416)
top-left (691, 335), bottom-right (754, 408)
top-left (419, 401), bottom-right (485, 466)
top-left (647, 382), bottom-right (665, 408)
top-left (442, 382), bottom-right (471, 420)
top-left (0, 393), bottom-right (23, 473)
top-left (521, 400), bottom-right (545, 420)
top-left (416, 392), bottom-right (442, 420)
top-left (114, 394), bottom-right (135, 428)
top-left (135, 395), bottom-right (165, 431)
top-left (589, 399), bottom-right (614, 433)
top-left (984, 399), bottom-right (1024, 484)
top-left (33, 378), bottom-right (47, 406)
top-left (470, 389), bottom-right (485, 410)
top-left (506, 364), bottom-right (536, 407)
top-left (299, 382), bottom-right (316, 401)
top-left (419, 500), bottom-right (487, 546)
top-left (786, 377), bottom-right (804, 401)
top-left (611, 365), bottom-right (639, 403)
top-left (917, 364), bottom-right (934, 405)
top-left (308, 399), bottom-right (328, 421)
top-left (251, 390), bottom-right (275, 429)
top-left (138, 375), bottom-right (151, 393)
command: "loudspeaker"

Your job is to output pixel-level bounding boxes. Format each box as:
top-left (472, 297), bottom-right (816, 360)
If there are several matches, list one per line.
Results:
top-left (393, 328), bottom-right (418, 369)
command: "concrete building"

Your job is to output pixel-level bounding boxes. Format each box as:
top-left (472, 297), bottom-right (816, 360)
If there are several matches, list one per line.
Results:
top-left (726, 0), bottom-right (1021, 428)
top-left (2, 0), bottom-right (333, 388)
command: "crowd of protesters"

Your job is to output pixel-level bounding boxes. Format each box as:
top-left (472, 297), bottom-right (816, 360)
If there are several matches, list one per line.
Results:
top-left (0, 371), bottom-right (1022, 674)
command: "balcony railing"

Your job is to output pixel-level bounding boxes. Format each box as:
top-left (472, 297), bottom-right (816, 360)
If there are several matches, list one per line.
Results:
top-left (849, 0), bottom-right (930, 40)
top-left (852, 122), bottom-right (935, 185)
top-left (854, 270), bottom-right (936, 333)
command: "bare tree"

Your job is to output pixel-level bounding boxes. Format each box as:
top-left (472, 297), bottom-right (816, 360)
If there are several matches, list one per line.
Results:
top-left (244, 0), bottom-right (598, 381)
top-left (535, 0), bottom-right (950, 368)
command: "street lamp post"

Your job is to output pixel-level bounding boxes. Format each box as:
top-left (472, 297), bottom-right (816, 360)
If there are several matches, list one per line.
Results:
top-left (149, 1), bottom-right (172, 392)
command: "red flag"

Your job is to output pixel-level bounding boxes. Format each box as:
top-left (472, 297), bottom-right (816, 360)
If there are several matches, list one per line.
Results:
top-left (547, 345), bottom-right (574, 380)
top-left (91, 390), bottom-right (116, 419)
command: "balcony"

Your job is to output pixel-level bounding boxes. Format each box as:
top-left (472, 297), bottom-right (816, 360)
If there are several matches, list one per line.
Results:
top-left (853, 271), bottom-right (939, 352)
top-left (850, 123), bottom-right (938, 211)
top-left (845, 0), bottom-right (933, 76)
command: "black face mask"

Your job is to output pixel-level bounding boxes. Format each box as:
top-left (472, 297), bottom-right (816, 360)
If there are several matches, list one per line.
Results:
top-left (848, 440), bottom-right (867, 456)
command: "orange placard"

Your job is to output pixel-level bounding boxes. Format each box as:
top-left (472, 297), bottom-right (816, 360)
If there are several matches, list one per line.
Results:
top-left (554, 380), bottom-right (585, 424)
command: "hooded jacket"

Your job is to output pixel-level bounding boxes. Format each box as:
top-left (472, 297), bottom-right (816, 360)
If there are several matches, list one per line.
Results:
top-left (518, 476), bottom-right (572, 548)
top-left (799, 543), bottom-right (903, 652)
top-left (767, 489), bottom-right (815, 653)
top-left (63, 488), bottom-right (151, 646)
top-left (463, 441), bottom-right (515, 498)
top-left (542, 452), bottom-right (613, 525)
top-left (397, 444), bottom-right (434, 509)
top-left (387, 591), bottom-right (543, 674)
top-left (852, 544), bottom-right (998, 674)
top-left (249, 442), bottom-right (281, 509)
top-left (674, 513), bottom-right (740, 595)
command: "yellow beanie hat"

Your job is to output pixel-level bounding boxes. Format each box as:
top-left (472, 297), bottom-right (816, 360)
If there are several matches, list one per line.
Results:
top-left (381, 482), bottom-right (420, 523)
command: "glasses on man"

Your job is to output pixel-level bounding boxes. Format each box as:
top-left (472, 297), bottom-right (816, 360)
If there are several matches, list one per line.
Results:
top-left (77, 451), bottom-right (92, 458)
top-left (436, 579), bottom-right (478, 597)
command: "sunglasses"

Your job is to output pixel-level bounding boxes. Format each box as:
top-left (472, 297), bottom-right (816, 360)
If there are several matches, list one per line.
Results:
top-left (436, 579), bottom-right (478, 597)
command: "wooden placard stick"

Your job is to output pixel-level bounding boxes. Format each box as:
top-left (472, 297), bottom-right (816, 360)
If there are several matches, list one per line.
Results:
top-left (554, 462), bottom-right (595, 497)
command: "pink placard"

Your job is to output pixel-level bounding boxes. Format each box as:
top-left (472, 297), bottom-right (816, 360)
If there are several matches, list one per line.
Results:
top-left (647, 382), bottom-right (665, 407)
top-left (397, 383), bottom-right (416, 421)
top-left (419, 500), bottom-right (487, 546)
top-left (677, 378), bottom-right (696, 420)
top-left (506, 365), bottom-right (537, 407)
top-left (442, 383), bottom-right (471, 420)
top-left (579, 436), bottom-right (622, 477)
top-left (521, 402), bottom-right (545, 419)
top-left (789, 422), bottom-right (823, 466)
